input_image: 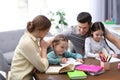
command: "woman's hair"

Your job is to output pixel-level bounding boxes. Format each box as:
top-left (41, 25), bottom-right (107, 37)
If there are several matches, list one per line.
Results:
top-left (91, 22), bottom-right (105, 37)
top-left (27, 15), bottom-right (51, 32)
top-left (52, 34), bottom-right (68, 48)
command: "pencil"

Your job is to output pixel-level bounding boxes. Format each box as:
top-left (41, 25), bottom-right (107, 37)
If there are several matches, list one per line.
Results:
top-left (107, 55), bottom-right (112, 62)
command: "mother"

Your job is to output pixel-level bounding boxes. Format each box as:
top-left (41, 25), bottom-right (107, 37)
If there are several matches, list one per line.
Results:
top-left (8, 15), bottom-right (51, 80)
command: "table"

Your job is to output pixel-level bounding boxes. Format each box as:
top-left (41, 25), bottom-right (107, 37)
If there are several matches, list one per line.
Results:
top-left (34, 58), bottom-right (120, 80)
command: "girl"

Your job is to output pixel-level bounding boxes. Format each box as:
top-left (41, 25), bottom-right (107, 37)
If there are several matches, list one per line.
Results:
top-left (8, 15), bottom-right (51, 80)
top-left (85, 22), bottom-right (117, 58)
top-left (47, 34), bottom-right (83, 65)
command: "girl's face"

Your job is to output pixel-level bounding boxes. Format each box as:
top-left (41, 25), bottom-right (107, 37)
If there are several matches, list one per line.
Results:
top-left (54, 41), bottom-right (68, 55)
top-left (92, 30), bottom-right (103, 42)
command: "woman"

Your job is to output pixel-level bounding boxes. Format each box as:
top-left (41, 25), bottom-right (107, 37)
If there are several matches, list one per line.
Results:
top-left (8, 15), bottom-right (51, 80)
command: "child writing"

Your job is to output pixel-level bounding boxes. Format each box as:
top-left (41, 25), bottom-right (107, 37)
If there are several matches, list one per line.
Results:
top-left (85, 22), bottom-right (118, 58)
top-left (47, 34), bottom-right (83, 65)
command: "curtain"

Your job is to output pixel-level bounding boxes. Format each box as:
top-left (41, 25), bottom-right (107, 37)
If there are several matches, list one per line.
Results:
top-left (104, 0), bottom-right (120, 24)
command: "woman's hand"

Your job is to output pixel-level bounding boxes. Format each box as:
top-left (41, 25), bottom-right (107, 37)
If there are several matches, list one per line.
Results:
top-left (40, 39), bottom-right (49, 49)
top-left (40, 39), bottom-right (49, 58)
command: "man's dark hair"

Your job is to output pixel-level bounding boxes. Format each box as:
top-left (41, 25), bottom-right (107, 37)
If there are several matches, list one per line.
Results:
top-left (77, 12), bottom-right (92, 24)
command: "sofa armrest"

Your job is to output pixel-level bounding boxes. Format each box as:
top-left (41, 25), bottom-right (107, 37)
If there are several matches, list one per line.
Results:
top-left (0, 53), bottom-right (9, 72)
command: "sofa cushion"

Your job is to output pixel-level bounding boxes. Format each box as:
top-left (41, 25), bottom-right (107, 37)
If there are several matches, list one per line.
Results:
top-left (0, 29), bottom-right (24, 53)
top-left (3, 51), bottom-right (14, 65)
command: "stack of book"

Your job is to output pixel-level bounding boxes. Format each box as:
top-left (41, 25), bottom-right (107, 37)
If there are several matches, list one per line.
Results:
top-left (75, 64), bottom-right (104, 75)
top-left (67, 70), bottom-right (87, 79)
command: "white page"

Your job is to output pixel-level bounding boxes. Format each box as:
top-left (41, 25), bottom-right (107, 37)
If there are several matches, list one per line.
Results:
top-left (109, 57), bottom-right (120, 63)
top-left (96, 57), bottom-right (120, 63)
top-left (60, 58), bottom-right (82, 67)
top-left (45, 66), bottom-right (62, 74)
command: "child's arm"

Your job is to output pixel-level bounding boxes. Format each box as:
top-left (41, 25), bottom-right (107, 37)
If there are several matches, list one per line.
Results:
top-left (47, 52), bottom-right (61, 64)
top-left (85, 37), bottom-right (99, 58)
top-left (64, 51), bottom-right (84, 63)
top-left (61, 57), bottom-right (67, 64)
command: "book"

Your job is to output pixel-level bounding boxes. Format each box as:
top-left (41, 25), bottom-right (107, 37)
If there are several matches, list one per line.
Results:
top-left (87, 70), bottom-right (105, 76)
top-left (45, 64), bottom-right (75, 74)
top-left (60, 58), bottom-right (82, 67)
top-left (75, 64), bottom-right (103, 73)
top-left (67, 70), bottom-right (87, 79)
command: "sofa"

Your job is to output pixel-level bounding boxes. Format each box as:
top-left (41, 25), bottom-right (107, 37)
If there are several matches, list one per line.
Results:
top-left (0, 29), bottom-right (53, 73)
top-left (0, 29), bottom-right (25, 72)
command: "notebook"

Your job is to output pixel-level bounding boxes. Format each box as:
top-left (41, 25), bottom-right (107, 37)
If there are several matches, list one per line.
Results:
top-left (60, 58), bottom-right (82, 67)
top-left (67, 70), bottom-right (87, 79)
top-left (87, 70), bottom-right (105, 76)
top-left (75, 64), bottom-right (103, 73)
top-left (45, 64), bottom-right (75, 74)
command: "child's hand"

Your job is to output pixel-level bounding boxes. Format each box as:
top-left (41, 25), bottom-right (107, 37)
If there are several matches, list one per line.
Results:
top-left (61, 58), bottom-right (67, 64)
top-left (76, 59), bottom-right (84, 63)
top-left (112, 54), bottom-right (118, 58)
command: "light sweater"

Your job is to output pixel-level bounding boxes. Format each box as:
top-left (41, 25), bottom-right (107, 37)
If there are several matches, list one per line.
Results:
top-left (84, 37), bottom-right (114, 58)
top-left (8, 32), bottom-right (48, 80)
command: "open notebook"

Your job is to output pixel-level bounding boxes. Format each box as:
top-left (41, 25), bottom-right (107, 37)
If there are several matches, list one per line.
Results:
top-left (45, 64), bottom-right (75, 74)
top-left (60, 58), bottom-right (82, 67)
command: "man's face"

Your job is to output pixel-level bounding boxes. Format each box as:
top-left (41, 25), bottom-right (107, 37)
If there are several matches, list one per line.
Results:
top-left (77, 22), bottom-right (90, 35)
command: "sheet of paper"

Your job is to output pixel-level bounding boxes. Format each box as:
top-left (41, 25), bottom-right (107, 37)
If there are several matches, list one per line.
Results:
top-left (109, 57), bottom-right (120, 63)
top-left (60, 58), bottom-right (82, 67)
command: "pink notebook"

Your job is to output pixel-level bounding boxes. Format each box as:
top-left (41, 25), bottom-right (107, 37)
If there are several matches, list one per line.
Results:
top-left (75, 64), bottom-right (103, 73)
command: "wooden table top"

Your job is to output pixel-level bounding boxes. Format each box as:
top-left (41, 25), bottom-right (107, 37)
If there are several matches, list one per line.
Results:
top-left (34, 57), bottom-right (120, 80)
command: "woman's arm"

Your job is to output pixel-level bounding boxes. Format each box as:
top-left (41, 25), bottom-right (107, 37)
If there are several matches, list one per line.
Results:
top-left (20, 39), bottom-right (49, 72)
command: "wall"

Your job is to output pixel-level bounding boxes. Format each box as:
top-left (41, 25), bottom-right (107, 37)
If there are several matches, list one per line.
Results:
top-left (0, 0), bottom-right (105, 32)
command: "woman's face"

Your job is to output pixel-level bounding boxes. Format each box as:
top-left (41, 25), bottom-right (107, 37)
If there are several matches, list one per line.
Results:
top-left (54, 41), bottom-right (68, 55)
top-left (38, 28), bottom-right (50, 38)
top-left (92, 30), bottom-right (103, 42)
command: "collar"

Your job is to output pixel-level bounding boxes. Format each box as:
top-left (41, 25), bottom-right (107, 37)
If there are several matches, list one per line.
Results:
top-left (25, 31), bottom-right (37, 42)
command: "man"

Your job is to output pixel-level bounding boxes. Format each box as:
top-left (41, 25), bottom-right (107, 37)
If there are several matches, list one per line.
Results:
top-left (59, 12), bottom-right (120, 57)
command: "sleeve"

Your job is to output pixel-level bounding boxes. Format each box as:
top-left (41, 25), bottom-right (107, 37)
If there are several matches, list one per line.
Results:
top-left (47, 52), bottom-right (61, 64)
top-left (64, 51), bottom-right (83, 59)
top-left (20, 40), bottom-right (49, 72)
top-left (58, 26), bottom-right (75, 39)
top-left (85, 37), bottom-right (99, 58)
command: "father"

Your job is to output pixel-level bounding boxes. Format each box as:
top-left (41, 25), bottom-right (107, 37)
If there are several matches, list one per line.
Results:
top-left (59, 12), bottom-right (120, 57)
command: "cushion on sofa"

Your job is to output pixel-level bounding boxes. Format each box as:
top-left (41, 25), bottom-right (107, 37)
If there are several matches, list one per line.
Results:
top-left (3, 51), bottom-right (14, 65)
top-left (0, 29), bottom-right (24, 53)
top-left (0, 54), bottom-right (9, 72)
